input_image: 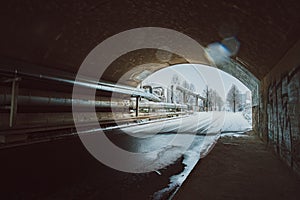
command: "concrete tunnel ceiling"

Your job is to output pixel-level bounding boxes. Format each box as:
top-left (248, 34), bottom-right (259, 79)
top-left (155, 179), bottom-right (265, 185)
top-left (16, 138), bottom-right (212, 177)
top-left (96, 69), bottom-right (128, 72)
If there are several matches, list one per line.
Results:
top-left (0, 0), bottom-right (300, 85)
top-left (101, 49), bottom-right (190, 86)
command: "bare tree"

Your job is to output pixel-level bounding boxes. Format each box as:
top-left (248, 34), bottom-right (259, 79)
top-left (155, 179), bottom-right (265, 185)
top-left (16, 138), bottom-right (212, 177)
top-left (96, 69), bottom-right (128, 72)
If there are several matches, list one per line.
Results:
top-left (171, 74), bottom-right (181, 103)
top-left (187, 83), bottom-right (196, 105)
top-left (208, 88), bottom-right (215, 111)
top-left (210, 90), bottom-right (224, 111)
top-left (216, 95), bottom-right (224, 111)
top-left (203, 86), bottom-right (224, 111)
top-left (171, 74), bottom-right (180, 85)
top-left (189, 83), bottom-right (195, 92)
top-left (202, 85), bottom-right (211, 112)
top-left (182, 80), bottom-right (189, 89)
top-left (226, 84), bottom-right (241, 112)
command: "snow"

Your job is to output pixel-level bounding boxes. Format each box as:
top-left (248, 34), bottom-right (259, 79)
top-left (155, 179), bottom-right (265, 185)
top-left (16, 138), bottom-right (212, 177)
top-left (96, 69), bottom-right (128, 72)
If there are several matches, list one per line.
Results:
top-left (117, 111), bottom-right (252, 173)
top-left (221, 132), bottom-right (250, 138)
top-left (116, 113), bottom-right (217, 171)
top-left (119, 111), bottom-right (252, 198)
top-left (120, 111), bottom-right (251, 137)
top-left (221, 112), bottom-right (252, 132)
top-left (103, 111), bottom-right (253, 197)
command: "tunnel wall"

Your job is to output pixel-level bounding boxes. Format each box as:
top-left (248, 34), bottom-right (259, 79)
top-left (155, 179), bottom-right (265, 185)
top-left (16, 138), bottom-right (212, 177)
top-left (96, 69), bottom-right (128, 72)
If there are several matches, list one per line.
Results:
top-left (260, 40), bottom-right (300, 175)
top-left (216, 60), bottom-right (260, 133)
top-left (218, 60), bottom-right (259, 106)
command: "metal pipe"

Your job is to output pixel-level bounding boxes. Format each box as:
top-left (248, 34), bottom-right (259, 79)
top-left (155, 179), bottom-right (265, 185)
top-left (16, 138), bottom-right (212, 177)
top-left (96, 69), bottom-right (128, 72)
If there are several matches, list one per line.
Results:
top-left (1, 93), bottom-right (190, 112)
top-left (176, 85), bottom-right (205, 100)
top-left (0, 68), bottom-right (161, 102)
top-left (0, 95), bottom-right (125, 108)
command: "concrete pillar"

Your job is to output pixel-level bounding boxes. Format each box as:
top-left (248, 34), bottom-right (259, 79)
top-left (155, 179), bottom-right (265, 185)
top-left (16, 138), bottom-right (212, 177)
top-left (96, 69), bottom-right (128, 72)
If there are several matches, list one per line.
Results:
top-left (9, 79), bottom-right (19, 127)
top-left (171, 85), bottom-right (174, 103)
top-left (135, 96), bottom-right (139, 117)
top-left (183, 91), bottom-right (186, 104)
top-left (195, 96), bottom-right (198, 106)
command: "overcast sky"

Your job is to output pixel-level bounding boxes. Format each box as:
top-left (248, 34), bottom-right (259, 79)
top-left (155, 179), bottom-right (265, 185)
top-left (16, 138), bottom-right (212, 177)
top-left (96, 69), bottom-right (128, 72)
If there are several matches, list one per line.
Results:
top-left (142, 64), bottom-right (250, 100)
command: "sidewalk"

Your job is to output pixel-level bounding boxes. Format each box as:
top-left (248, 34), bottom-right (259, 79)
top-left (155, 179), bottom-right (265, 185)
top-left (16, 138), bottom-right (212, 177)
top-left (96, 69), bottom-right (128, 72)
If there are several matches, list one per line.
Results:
top-left (174, 134), bottom-right (300, 200)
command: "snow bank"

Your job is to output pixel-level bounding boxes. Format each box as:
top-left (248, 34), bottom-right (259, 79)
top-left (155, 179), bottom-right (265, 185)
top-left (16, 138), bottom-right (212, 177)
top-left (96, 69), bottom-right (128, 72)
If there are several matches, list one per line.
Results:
top-left (221, 112), bottom-right (252, 132)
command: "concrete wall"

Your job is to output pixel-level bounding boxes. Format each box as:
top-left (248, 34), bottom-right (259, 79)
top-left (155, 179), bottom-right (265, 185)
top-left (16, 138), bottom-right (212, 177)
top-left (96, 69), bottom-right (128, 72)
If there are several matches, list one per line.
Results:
top-left (218, 60), bottom-right (259, 106)
top-left (217, 60), bottom-right (261, 134)
top-left (259, 40), bottom-right (300, 175)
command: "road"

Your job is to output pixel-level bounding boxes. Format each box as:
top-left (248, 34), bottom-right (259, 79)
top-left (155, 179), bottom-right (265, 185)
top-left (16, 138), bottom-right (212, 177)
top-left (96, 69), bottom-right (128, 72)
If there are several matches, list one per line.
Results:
top-left (0, 112), bottom-right (251, 199)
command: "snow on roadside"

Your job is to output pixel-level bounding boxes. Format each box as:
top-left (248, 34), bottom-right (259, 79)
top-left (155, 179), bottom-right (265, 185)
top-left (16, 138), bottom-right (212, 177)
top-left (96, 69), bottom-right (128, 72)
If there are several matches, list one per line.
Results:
top-left (221, 112), bottom-right (252, 132)
top-left (151, 111), bottom-right (252, 199)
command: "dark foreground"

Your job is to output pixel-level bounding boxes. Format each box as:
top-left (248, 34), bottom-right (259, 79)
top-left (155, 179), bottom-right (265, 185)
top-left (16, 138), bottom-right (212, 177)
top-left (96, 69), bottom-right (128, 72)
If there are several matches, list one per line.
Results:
top-left (0, 134), bottom-right (185, 200)
top-left (175, 134), bottom-right (300, 200)
top-left (3, 132), bottom-right (299, 200)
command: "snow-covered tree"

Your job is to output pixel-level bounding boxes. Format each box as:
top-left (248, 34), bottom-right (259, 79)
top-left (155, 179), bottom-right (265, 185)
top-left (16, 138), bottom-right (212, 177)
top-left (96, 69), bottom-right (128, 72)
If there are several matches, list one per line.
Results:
top-left (203, 86), bottom-right (223, 111)
top-left (171, 74), bottom-right (180, 85)
top-left (226, 84), bottom-right (241, 112)
top-left (189, 83), bottom-right (195, 92)
top-left (202, 85), bottom-right (210, 112)
top-left (210, 90), bottom-right (224, 111)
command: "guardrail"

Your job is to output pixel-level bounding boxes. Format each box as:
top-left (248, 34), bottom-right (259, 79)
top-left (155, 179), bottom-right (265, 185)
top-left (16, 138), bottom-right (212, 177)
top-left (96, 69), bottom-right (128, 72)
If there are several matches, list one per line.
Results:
top-left (0, 111), bottom-right (189, 148)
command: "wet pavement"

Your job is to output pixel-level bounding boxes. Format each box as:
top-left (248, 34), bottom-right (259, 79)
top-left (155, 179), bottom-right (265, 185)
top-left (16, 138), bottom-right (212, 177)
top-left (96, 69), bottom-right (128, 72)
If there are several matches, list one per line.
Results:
top-left (174, 134), bottom-right (300, 200)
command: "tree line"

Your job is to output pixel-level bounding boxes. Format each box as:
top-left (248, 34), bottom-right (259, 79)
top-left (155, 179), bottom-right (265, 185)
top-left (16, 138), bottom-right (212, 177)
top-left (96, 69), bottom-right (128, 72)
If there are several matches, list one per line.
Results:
top-left (171, 74), bottom-right (243, 112)
top-left (203, 84), bottom-right (242, 112)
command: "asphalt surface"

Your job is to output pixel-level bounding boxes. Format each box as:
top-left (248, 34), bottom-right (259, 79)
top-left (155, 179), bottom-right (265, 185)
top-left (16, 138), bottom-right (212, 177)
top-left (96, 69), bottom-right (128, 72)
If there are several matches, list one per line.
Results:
top-left (174, 134), bottom-right (300, 200)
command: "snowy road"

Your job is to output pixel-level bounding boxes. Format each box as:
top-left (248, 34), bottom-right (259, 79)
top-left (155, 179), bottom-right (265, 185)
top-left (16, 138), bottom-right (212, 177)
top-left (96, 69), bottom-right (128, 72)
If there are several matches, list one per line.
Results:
top-left (79, 111), bottom-right (251, 198)
top-left (121, 111), bottom-right (251, 136)
top-left (115, 112), bottom-right (251, 172)
top-left (116, 111), bottom-right (252, 199)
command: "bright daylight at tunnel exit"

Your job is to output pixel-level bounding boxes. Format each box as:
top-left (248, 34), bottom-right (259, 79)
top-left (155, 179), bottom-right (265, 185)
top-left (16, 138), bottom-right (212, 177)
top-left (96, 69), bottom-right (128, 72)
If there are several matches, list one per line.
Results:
top-left (1, 1), bottom-right (300, 200)
top-left (106, 63), bottom-right (254, 192)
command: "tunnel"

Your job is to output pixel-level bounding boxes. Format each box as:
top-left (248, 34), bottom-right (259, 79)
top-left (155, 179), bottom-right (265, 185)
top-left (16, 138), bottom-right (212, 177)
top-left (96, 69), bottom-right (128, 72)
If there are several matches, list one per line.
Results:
top-left (0, 1), bottom-right (300, 199)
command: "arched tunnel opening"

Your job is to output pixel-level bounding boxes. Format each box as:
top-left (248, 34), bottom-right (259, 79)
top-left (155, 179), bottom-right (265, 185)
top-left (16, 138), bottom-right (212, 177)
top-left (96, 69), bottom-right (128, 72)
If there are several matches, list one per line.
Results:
top-left (0, 1), bottom-right (300, 199)
top-left (140, 63), bottom-right (254, 127)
